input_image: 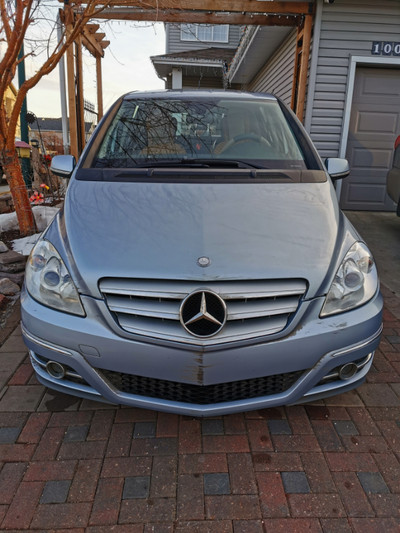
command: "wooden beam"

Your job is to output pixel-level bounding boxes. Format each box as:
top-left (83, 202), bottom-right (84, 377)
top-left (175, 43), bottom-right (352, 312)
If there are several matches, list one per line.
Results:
top-left (76, 35), bottom-right (86, 152)
top-left (82, 35), bottom-right (103, 57)
top-left (96, 54), bottom-right (103, 121)
top-left (82, 26), bottom-right (106, 56)
top-left (85, 0), bottom-right (314, 15)
top-left (86, 23), bottom-right (100, 33)
top-left (95, 10), bottom-right (301, 26)
top-left (290, 24), bottom-right (301, 112)
top-left (296, 14), bottom-right (313, 122)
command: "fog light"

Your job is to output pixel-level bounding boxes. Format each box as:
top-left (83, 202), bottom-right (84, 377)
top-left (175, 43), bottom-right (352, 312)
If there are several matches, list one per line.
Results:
top-left (339, 362), bottom-right (358, 381)
top-left (46, 361), bottom-right (66, 380)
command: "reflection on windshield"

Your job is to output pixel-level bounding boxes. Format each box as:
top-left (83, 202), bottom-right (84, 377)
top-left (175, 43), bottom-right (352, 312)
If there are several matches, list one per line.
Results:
top-left (94, 97), bottom-right (306, 170)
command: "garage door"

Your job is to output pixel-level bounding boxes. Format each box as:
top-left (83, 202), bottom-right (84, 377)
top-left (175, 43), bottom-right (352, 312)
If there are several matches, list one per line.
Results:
top-left (341, 67), bottom-right (400, 211)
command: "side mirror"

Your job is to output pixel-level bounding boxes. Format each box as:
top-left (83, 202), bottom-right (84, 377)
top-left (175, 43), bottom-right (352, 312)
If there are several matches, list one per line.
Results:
top-left (50, 155), bottom-right (76, 179)
top-left (325, 158), bottom-right (350, 180)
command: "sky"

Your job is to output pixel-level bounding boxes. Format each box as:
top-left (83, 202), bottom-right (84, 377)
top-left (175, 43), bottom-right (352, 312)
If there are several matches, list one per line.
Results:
top-left (25, 21), bottom-right (166, 119)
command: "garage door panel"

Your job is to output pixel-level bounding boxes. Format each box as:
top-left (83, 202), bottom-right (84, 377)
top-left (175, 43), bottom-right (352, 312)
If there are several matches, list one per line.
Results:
top-left (341, 67), bottom-right (400, 211)
top-left (354, 69), bottom-right (400, 100)
top-left (345, 171), bottom-right (389, 186)
top-left (362, 77), bottom-right (400, 97)
top-left (348, 183), bottom-right (387, 203)
top-left (351, 147), bottom-right (393, 169)
top-left (357, 111), bottom-right (398, 134)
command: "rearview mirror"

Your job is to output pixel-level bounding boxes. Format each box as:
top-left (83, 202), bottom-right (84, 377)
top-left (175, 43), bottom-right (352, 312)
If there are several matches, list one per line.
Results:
top-left (325, 158), bottom-right (350, 180)
top-left (50, 155), bottom-right (76, 179)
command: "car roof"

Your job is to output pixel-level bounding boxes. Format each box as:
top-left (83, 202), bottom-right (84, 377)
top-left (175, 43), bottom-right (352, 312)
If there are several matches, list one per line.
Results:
top-left (123, 89), bottom-right (277, 102)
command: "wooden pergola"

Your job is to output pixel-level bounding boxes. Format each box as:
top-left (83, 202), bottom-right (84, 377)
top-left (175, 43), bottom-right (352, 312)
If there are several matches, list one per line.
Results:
top-left (64, 1), bottom-right (315, 158)
top-left (62, 7), bottom-right (110, 159)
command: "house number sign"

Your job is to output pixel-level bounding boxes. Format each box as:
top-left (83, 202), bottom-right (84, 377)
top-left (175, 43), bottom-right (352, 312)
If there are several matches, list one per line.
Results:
top-left (371, 41), bottom-right (400, 56)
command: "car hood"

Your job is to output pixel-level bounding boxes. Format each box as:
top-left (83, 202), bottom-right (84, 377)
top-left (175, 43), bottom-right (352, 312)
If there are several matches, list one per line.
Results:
top-left (59, 178), bottom-right (345, 298)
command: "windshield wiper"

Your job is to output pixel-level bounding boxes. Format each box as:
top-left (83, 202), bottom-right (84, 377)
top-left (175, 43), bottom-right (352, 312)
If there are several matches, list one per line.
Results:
top-left (135, 158), bottom-right (263, 169)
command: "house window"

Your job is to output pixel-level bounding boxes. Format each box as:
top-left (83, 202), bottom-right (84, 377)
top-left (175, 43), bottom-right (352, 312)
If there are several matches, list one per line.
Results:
top-left (181, 24), bottom-right (229, 43)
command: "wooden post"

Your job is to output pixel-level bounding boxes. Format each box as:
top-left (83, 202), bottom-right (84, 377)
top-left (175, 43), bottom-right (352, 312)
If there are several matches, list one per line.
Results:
top-left (296, 14), bottom-right (313, 122)
top-left (96, 53), bottom-right (103, 121)
top-left (66, 26), bottom-right (78, 159)
top-left (290, 25), bottom-right (302, 113)
top-left (76, 35), bottom-right (86, 151)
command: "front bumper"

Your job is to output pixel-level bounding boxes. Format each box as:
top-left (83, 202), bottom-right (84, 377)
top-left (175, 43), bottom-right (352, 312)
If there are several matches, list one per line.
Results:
top-left (21, 288), bottom-right (383, 416)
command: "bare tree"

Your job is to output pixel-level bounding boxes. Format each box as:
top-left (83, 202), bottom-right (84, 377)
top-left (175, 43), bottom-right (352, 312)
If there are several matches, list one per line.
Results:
top-left (0, 0), bottom-right (104, 235)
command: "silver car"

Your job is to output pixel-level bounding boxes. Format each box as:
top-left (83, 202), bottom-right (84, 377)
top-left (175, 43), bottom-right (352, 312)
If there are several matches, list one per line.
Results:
top-left (21, 91), bottom-right (383, 416)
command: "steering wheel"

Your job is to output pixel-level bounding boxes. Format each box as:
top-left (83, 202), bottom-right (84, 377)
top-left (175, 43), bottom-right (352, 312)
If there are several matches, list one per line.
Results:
top-left (219, 133), bottom-right (271, 154)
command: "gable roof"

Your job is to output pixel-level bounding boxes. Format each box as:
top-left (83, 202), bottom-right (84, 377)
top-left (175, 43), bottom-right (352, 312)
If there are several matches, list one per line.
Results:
top-left (152, 47), bottom-right (236, 63)
top-left (151, 47), bottom-right (236, 79)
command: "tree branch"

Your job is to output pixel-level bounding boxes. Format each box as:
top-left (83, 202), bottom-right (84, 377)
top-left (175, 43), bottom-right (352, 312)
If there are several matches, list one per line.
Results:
top-left (0, 0), bottom-right (28, 100)
top-left (0, 0), bottom-right (11, 42)
top-left (6, 0), bottom-right (106, 149)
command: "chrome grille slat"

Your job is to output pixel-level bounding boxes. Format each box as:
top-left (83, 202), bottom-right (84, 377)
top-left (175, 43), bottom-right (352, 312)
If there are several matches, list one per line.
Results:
top-left (100, 278), bottom-right (306, 299)
top-left (106, 295), bottom-right (179, 320)
top-left (117, 313), bottom-right (289, 345)
top-left (227, 296), bottom-right (299, 320)
top-left (99, 278), bottom-right (307, 344)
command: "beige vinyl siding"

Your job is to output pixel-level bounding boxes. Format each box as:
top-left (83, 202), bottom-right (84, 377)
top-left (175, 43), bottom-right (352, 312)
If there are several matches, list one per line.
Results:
top-left (166, 76), bottom-right (225, 89)
top-left (310, 0), bottom-right (400, 158)
top-left (247, 30), bottom-right (297, 106)
top-left (183, 76), bottom-right (225, 89)
top-left (166, 24), bottom-right (242, 54)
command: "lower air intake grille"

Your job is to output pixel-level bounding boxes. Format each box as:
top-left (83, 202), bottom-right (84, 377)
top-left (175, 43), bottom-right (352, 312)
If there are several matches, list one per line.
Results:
top-left (100, 369), bottom-right (305, 405)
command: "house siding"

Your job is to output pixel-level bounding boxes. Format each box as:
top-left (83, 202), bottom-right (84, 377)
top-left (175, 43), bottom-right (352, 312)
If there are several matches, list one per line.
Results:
top-left (309, 0), bottom-right (400, 157)
top-left (166, 24), bottom-right (242, 54)
top-left (165, 76), bottom-right (225, 89)
top-left (182, 76), bottom-right (226, 89)
top-left (247, 30), bottom-right (297, 107)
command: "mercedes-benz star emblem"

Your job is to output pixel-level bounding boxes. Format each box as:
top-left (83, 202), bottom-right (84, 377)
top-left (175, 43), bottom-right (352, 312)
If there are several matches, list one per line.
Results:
top-left (180, 290), bottom-right (226, 338)
top-left (197, 256), bottom-right (211, 268)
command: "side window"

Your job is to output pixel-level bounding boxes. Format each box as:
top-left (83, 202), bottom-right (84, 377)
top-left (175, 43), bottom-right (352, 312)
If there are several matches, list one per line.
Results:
top-left (181, 24), bottom-right (229, 43)
top-left (181, 24), bottom-right (197, 41)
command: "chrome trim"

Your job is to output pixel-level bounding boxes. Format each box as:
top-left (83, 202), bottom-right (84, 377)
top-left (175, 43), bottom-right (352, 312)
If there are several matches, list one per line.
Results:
top-left (29, 350), bottom-right (102, 396)
top-left (319, 352), bottom-right (374, 383)
top-left (180, 290), bottom-right (227, 338)
top-left (21, 323), bottom-right (73, 357)
top-left (330, 324), bottom-right (383, 358)
top-left (30, 351), bottom-right (82, 380)
top-left (46, 361), bottom-right (66, 380)
top-left (99, 278), bottom-right (307, 344)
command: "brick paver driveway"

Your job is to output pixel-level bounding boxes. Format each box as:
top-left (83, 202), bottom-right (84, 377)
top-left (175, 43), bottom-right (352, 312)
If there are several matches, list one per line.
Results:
top-left (0, 284), bottom-right (399, 532)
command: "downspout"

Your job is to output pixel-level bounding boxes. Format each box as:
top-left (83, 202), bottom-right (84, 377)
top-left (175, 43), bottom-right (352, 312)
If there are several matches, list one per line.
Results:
top-left (165, 23), bottom-right (171, 54)
top-left (304, 0), bottom-right (323, 133)
top-left (57, 12), bottom-right (69, 154)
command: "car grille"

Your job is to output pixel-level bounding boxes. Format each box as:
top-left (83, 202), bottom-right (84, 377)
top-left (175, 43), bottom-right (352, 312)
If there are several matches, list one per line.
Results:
top-left (99, 278), bottom-right (307, 345)
top-left (101, 369), bottom-right (305, 404)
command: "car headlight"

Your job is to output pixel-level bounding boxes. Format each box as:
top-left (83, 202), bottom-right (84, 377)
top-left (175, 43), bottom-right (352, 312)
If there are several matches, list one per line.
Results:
top-left (25, 239), bottom-right (85, 316)
top-left (321, 242), bottom-right (378, 317)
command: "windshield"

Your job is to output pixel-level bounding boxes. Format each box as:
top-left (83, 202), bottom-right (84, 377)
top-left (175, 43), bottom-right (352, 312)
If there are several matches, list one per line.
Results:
top-left (93, 97), bottom-right (307, 170)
